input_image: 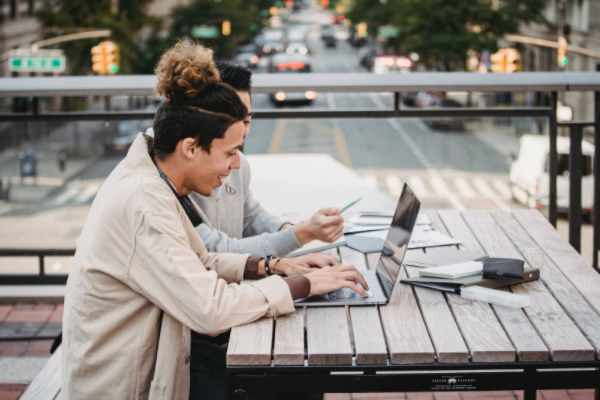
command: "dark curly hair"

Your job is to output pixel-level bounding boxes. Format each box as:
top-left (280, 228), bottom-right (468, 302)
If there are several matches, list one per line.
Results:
top-left (215, 61), bottom-right (253, 93)
top-left (151, 41), bottom-right (248, 158)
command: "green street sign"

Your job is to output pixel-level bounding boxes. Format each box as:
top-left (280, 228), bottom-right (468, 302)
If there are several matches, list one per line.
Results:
top-left (192, 25), bottom-right (220, 39)
top-left (9, 55), bottom-right (66, 73)
top-left (378, 26), bottom-right (400, 38)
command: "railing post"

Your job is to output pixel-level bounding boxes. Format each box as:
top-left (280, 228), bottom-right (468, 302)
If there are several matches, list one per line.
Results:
top-left (39, 255), bottom-right (45, 275)
top-left (595, 92), bottom-right (600, 271)
top-left (549, 92), bottom-right (558, 228)
top-left (394, 92), bottom-right (401, 115)
top-left (569, 124), bottom-right (583, 253)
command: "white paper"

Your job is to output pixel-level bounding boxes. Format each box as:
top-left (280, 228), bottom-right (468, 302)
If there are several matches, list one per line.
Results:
top-left (351, 224), bottom-right (461, 249)
top-left (419, 261), bottom-right (483, 279)
top-left (349, 212), bottom-right (430, 226)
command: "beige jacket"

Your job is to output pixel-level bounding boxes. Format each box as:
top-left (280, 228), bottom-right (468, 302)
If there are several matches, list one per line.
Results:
top-left (62, 134), bottom-right (295, 400)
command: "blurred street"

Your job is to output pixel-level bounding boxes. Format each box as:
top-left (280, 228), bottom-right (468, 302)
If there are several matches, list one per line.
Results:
top-left (0, 10), bottom-right (594, 266)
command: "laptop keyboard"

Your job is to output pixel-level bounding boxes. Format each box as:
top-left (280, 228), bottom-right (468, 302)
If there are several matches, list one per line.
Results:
top-left (327, 283), bottom-right (373, 299)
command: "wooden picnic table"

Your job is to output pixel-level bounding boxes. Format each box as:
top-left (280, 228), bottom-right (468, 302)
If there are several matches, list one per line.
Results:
top-left (226, 209), bottom-right (600, 400)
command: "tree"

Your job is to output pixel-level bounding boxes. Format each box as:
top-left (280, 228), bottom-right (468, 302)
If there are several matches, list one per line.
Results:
top-left (138, 0), bottom-right (263, 74)
top-left (37, 0), bottom-right (156, 75)
top-left (347, 0), bottom-right (545, 71)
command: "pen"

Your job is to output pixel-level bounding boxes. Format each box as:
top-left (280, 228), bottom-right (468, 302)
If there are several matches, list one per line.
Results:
top-left (337, 197), bottom-right (363, 215)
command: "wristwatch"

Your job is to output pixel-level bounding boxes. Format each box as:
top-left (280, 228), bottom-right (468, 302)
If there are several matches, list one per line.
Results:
top-left (264, 254), bottom-right (275, 276)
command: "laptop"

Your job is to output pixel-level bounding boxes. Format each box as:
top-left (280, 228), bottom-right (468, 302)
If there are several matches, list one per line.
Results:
top-left (295, 183), bottom-right (421, 306)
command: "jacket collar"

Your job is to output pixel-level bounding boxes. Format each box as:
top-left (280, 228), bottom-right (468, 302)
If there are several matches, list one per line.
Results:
top-left (126, 133), bottom-right (160, 177)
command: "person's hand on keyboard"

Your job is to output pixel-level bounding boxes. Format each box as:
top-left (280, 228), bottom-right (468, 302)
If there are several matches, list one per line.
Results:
top-left (304, 265), bottom-right (370, 297)
top-left (274, 253), bottom-right (340, 277)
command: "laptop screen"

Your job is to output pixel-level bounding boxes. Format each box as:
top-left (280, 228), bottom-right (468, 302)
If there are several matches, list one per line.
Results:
top-left (375, 183), bottom-right (421, 299)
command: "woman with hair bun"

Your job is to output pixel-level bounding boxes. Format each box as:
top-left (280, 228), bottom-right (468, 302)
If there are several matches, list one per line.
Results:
top-left (61, 40), bottom-right (368, 400)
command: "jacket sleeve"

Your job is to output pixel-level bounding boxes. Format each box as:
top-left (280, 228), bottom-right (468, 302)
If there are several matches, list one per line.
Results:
top-left (129, 180), bottom-right (296, 336)
top-left (196, 221), bottom-right (301, 257)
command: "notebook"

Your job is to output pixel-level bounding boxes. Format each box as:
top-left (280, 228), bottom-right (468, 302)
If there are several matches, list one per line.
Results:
top-left (405, 249), bottom-right (488, 268)
top-left (401, 268), bottom-right (540, 293)
top-left (418, 261), bottom-right (483, 279)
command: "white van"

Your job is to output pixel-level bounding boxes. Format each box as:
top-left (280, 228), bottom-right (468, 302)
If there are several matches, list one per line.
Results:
top-left (510, 134), bottom-right (595, 217)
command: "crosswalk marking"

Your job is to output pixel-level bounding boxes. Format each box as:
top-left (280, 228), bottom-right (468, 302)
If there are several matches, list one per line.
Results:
top-left (473, 178), bottom-right (511, 210)
top-left (472, 178), bottom-right (495, 198)
top-left (385, 175), bottom-right (403, 198)
top-left (359, 171), bottom-right (518, 212)
top-left (408, 177), bottom-right (429, 197)
top-left (493, 180), bottom-right (512, 200)
top-left (430, 176), bottom-right (466, 210)
top-left (51, 187), bottom-right (80, 206)
top-left (453, 177), bottom-right (477, 198)
top-left (75, 183), bottom-right (101, 203)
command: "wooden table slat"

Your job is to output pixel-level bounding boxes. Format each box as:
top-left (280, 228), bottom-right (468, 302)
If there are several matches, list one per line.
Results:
top-left (428, 211), bottom-right (517, 363)
top-left (273, 308), bottom-right (305, 365)
top-left (227, 317), bottom-right (274, 365)
top-left (462, 210), bottom-right (595, 362)
top-left (340, 247), bottom-right (388, 365)
top-left (339, 246), bottom-right (368, 271)
top-left (366, 252), bottom-right (380, 272)
top-left (512, 209), bottom-right (600, 317)
top-left (437, 210), bottom-right (549, 362)
top-left (307, 307), bottom-right (353, 365)
top-left (379, 265), bottom-right (436, 364)
top-left (491, 210), bottom-right (600, 358)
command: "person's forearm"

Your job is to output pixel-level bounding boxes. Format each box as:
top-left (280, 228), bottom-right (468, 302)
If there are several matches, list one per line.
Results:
top-left (292, 221), bottom-right (313, 245)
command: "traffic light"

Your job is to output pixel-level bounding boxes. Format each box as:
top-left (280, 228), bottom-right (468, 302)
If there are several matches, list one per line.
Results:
top-left (91, 41), bottom-right (120, 75)
top-left (222, 20), bottom-right (231, 36)
top-left (104, 41), bottom-right (120, 75)
top-left (357, 22), bottom-right (367, 38)
top-left (91, 43), bottom-right (106, 74)
top-left (490, 48), bottom-right (521, 73)
top-left (558, 36), bottom-right (568, 68)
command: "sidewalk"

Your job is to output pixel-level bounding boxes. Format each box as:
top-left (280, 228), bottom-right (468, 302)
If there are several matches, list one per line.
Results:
top-left (0, 121), bottom-right (99, 206)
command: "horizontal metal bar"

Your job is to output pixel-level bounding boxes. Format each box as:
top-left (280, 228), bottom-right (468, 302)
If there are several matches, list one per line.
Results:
top-left (0, 107), bottom-right (553, 122)
top-left (558, 121), bottom-right (595, 128)
top-left (0, 249), bottom-right (75, 256)
top-left (254, 107), bottom-right (553, 119)
top-left (0, 72), bottom-right (583, 98)
top-left (0, 274), bottom-right (68, 285)
top-left (228, 360), bottom-right (600, 373)
top-left (0, 336), bottom-right (60, 341)
top-left (0, 111), bottom-right (155, 122)
top-left (230, 370), bottom-right (600, 394)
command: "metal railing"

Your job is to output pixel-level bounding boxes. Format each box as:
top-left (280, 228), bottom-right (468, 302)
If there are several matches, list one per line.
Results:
top-left (0, 72), bottom-right (599, 285)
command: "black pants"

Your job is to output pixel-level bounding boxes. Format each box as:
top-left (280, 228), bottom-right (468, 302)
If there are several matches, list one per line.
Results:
top-left (189, 331), bottom-right (322, 400)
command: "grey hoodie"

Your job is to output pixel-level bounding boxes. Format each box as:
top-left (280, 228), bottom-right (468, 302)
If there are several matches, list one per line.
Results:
top-left (189, 152), bottom-right (302, 257)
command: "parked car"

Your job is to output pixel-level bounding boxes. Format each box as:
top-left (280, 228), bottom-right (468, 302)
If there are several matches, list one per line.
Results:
top-left (509, 134), bottom-right (595, 218)
top-left (269, 54), bottom-right (316, 106)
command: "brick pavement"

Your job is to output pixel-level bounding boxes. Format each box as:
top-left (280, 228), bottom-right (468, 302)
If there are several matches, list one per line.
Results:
top-left (0, 303), bottom-right (595, 400)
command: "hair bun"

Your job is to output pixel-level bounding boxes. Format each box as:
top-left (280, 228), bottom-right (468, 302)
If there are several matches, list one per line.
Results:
top-left (155, 40), bottom-right (220, 104)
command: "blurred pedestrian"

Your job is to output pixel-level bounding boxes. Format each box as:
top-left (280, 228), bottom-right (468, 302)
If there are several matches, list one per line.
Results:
top-left (58, 151), bottom-right (67, 172)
